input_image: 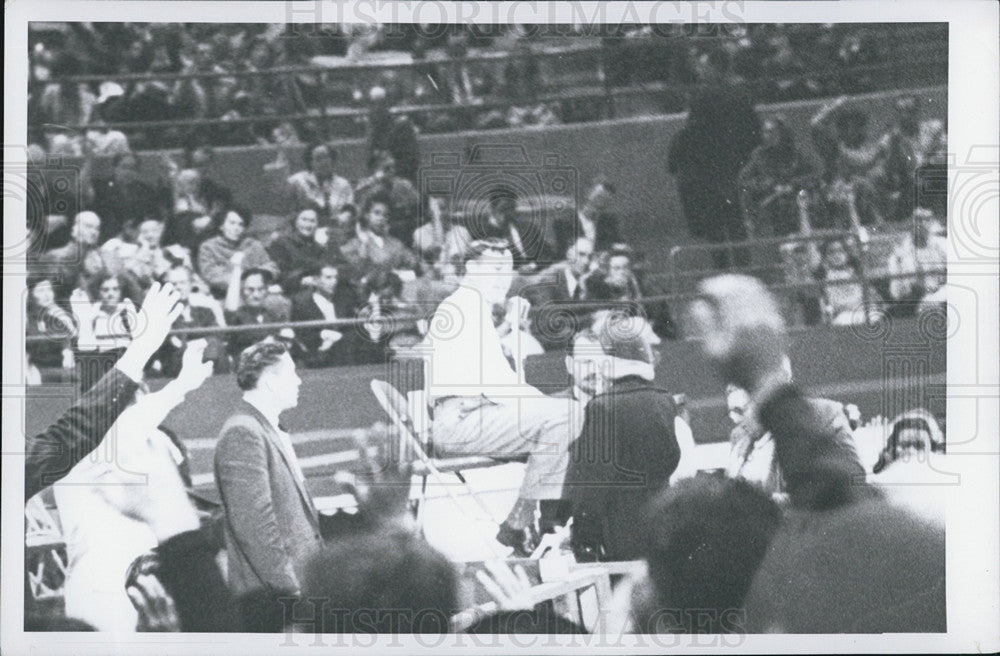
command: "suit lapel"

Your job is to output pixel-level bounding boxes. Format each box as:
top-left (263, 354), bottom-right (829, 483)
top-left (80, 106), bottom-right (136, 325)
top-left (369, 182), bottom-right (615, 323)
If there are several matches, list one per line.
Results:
top-left (240, 402), bottom-right (319, 525)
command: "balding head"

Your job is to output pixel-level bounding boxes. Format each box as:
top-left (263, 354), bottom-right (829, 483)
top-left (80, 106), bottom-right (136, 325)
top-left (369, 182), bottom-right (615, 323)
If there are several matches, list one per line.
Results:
top-left (73, 212), bottom-right (101, 246)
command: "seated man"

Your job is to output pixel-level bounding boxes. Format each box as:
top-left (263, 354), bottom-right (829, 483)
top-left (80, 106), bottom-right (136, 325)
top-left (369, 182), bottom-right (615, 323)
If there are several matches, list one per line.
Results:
top-left (290, 263), bottom-right (359, 368)
top-left (423, 240), bottom-right (582, 555)
top-left (726, 356), bottom-right (863, 497)
top-left (562, 312), bottom-right (683, 562)
top-left (267, 209), bottom-right (343, 297)
top-left (148, 264), bottom-right (226, 378)
top-left (224, 258), bottom-right (294, 360)
top-left (37, 210), bottom-right (107, 303)
top-left (510, 236), bottom-right (595, 351)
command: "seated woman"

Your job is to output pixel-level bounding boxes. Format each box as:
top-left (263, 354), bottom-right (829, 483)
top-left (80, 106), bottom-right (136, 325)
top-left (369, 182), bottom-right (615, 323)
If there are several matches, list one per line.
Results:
top-left (339, 194), bottom-right (419, 290)
top-left (266, 209), bottom-right (342, 297)
top-left (356, 270), bottom-right (419, 363)
top-left (26, 276), bottom-right (77, 384)
top-left (813, 237), bottom-right (882, 326)
top-left (197, 207), bottom-right (279, 298)
top-left (73, 273), bottom-right (132, 355)
top-left (886, 208), bottom-right (947, 317)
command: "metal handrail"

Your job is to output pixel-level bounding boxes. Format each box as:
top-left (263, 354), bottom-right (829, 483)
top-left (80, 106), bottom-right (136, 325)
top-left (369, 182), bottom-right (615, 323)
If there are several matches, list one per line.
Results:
top-left (37, 53), bottom-right (947, 136)
top-left (24, 266), bottom-right (946, 344)
top-left (41, 41), bottom-right (605, 85)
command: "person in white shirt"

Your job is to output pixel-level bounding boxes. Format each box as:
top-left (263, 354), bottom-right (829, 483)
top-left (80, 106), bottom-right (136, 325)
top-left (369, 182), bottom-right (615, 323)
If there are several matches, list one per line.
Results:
top-left (887, 208), bottom-right (947, 312)
top-left (54, 340), bottom-right (213, 632)
top-left (422, 239), bottom-right (583, 554)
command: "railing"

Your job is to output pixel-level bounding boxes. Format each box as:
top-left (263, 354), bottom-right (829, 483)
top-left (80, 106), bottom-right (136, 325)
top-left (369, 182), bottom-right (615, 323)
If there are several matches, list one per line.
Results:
top-left (24, 266), bottom-right (946, 350)
top-left (31, 26), bottom-right (948, 145)
top-left (667, 227), bottom-right (941, 325)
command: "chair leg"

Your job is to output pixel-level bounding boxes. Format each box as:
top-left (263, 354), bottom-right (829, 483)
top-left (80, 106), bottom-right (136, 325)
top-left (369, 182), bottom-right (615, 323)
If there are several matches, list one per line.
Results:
top-left (414, 473), bottom-right (429, 528)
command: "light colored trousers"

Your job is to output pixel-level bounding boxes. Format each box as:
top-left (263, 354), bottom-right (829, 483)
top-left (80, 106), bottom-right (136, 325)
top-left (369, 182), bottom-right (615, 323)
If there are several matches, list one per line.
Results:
top-left (432, 395), bottom-right (584, 500)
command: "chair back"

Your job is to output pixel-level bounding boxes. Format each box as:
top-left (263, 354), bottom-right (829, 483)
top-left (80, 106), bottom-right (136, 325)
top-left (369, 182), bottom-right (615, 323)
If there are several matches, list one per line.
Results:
top-left (371, 379), bottom-right (428, 469)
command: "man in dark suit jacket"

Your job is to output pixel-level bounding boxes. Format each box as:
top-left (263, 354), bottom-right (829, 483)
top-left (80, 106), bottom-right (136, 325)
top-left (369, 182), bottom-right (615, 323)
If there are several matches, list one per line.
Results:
top-left (562, 315), bottom-right (681, 561)
top-left (214, 340), bottom-right (322, 598)
top-left (509, 236), bottom-right (595, 351)
top-left (289, 263), bottom-right (359, 368)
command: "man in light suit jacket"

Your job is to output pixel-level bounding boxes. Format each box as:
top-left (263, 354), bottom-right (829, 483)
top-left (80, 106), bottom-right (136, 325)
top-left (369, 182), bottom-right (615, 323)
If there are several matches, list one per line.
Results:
top-left (214, 340), bottom-right (322, 599)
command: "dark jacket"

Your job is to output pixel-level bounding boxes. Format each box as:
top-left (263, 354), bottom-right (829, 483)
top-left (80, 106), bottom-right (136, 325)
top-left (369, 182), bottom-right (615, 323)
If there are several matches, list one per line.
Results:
top-left (742, 384), bottom-right (943, 632)
top-left (214, 401), bottom-right (323, 597)
top-left (564, 376), bottom-right (681, 561)
top-left (290, 285), bottom-right (360, 367)
top-left (266, 231), bottom-right (342, 297)
top-left (25, 367), bottom-right (138, 500)
top-left (149, 303), bottom-right (223, 378)
top-left (224, 304), bottom-right (288, 358)
top-left (89, 177), bottom-right (173, 244)
top-left (510, 263), bottom-right (590, 351)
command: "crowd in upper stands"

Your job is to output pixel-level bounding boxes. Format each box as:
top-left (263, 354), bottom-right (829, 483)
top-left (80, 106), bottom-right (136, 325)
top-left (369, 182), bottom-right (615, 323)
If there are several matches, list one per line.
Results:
top-left (24, 85), bottom-right (949, 384)
top-left (25, 118), bottom-right (676, 384)
top-left (28, 22), bottom-right (944, 150)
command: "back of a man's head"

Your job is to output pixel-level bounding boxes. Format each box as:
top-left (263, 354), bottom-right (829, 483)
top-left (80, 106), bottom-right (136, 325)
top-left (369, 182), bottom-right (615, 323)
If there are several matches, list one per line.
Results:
top-left (236, 340), bottom-right (288, 391)
top-left (642, 476), bottom-right (781, 634)
top-left (590, 310), bottom-right (656, 367)
top-left (301, 528), bottom-right (458, 634)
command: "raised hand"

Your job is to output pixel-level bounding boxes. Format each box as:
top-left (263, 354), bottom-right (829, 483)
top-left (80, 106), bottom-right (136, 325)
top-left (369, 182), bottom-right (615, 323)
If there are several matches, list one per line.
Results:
top-left (686, 275), bottom-right (788, 395)
top-left (174, 339), bottom-right (214, 393)
top-left (127, 568), bottom-right (181, 632)
top-left (476, 560), bottom-right (535, 611)
top-left (115, 282), bottom-right (184, 380)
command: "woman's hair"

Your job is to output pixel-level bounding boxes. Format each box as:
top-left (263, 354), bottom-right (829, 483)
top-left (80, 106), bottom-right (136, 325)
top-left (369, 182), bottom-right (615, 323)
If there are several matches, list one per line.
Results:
top-left (873, 409), bottom-right (946, 473)
top-left (221, 204), bottom-right (252, 230)
top-left (358, 192), bottom-right (391, 229)
top-left (96, 272), bottom-right (122, 294)
top-left (362, 270), bottom-right (403, 299)
top-left (817, 237), bottom-right (860, 274)
top-left (303, 141), bottom-right (337, 171)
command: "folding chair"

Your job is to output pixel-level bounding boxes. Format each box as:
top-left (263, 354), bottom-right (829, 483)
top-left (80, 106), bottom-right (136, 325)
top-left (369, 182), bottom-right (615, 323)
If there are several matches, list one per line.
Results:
top-left (370, 379), bottom-right (510, 530)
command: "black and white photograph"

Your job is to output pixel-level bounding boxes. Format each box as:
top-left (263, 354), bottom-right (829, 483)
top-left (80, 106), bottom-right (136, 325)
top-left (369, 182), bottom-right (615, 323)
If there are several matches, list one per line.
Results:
top-left (3, 1), bottom-right (998, 653)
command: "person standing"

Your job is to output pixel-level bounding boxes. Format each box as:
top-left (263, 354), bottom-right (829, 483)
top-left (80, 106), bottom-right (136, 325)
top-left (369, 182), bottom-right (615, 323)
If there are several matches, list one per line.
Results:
top-left (214, 340), bottom-right (322, 599)
top-left (562, 312), bottom-right (683, 561)
top-left (668, 50), bottom-right (760, 270)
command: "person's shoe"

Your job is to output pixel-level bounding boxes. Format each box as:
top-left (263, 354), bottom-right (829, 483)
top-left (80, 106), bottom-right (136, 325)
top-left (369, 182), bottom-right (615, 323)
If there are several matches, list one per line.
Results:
top-left (496, 522), bottom-right (540, 557)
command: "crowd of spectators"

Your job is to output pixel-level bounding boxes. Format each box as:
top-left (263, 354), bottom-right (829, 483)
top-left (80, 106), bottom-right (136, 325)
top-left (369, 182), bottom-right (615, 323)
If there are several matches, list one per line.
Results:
top-left (25, 122), bottom-right (670, 383)
top-left (28, 22), bottom-right (946, 150)
top-left (669, 66), bottom-right (947, 328)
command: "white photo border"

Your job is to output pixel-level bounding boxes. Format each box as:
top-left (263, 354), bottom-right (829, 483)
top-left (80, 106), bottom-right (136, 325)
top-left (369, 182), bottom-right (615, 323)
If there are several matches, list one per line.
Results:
top-left (3, 1), bottom-right (998, 654)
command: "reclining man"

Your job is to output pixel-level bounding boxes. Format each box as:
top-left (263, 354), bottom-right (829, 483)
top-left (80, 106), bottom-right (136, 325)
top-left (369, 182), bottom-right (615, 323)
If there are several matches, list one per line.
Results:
top-left (422, 239), bottom-right (582, 555)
